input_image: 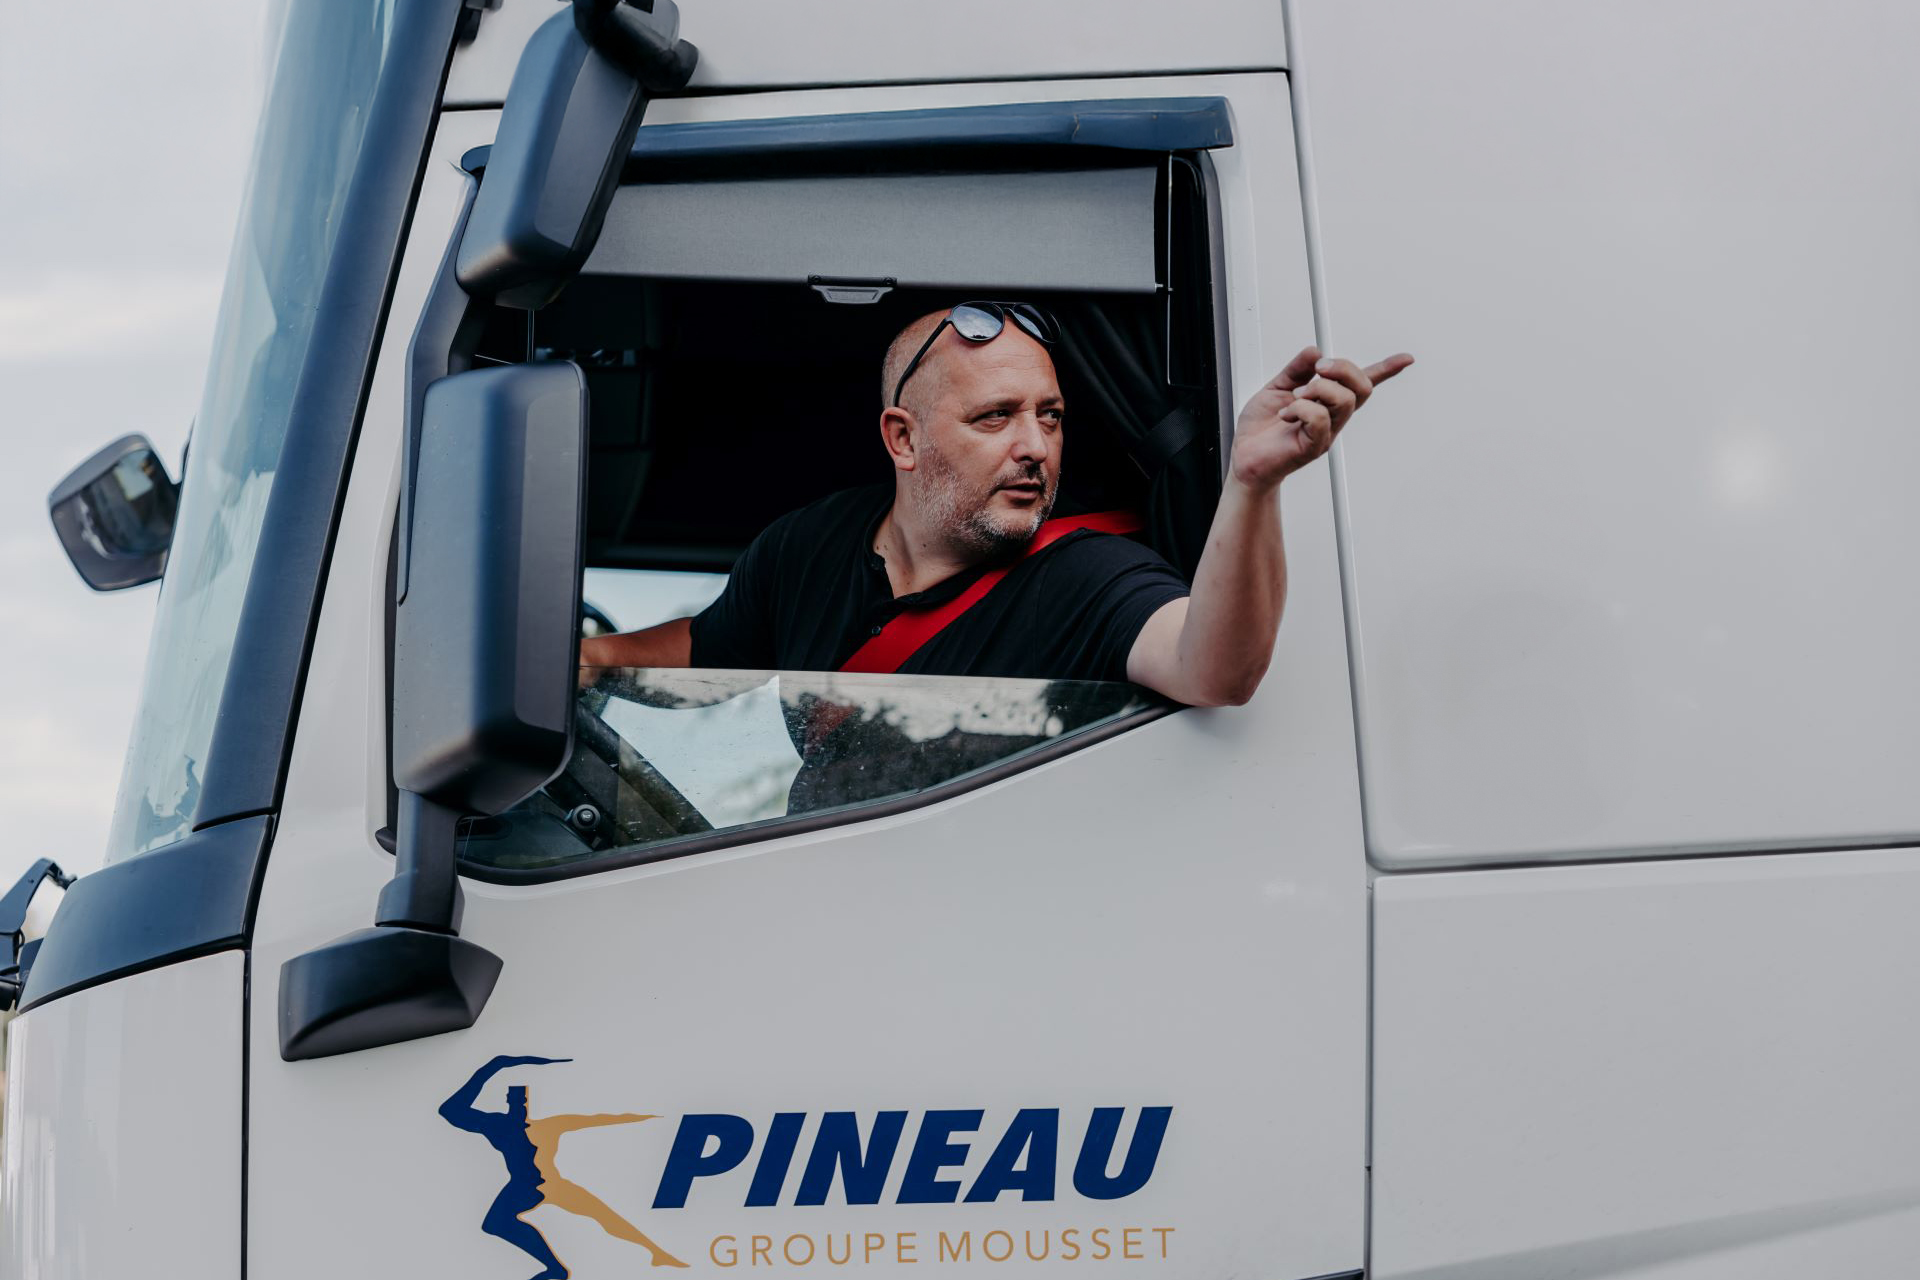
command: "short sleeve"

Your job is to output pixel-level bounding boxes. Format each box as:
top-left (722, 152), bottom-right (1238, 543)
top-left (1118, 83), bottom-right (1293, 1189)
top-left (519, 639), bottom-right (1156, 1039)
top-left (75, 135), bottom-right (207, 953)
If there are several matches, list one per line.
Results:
top-left (1028, 532), bottom-right (1190, 684)
top-left (687, 522), bottom-right (782, 669)
top-left (1078, 544), bottom-right (1190, 683)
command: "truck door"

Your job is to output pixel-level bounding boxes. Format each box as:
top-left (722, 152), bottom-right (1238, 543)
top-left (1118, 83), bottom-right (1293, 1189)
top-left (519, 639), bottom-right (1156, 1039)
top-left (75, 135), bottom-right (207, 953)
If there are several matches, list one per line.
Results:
top-left (244, 42), bottom-right (1363, 1280)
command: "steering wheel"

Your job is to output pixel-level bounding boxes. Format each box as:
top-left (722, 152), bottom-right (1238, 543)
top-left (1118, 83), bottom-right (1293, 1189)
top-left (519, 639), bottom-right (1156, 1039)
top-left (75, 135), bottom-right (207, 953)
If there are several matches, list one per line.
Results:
top-left (580, 600), bottom-right (619, 639)
top-left (543, 699), bottom-right (713, 849)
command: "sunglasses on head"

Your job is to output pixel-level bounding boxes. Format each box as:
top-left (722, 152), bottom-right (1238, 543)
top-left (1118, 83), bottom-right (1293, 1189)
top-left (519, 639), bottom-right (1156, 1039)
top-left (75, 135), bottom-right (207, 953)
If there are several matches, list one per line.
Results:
top-left (891, 301), bottom-right (1058, 409)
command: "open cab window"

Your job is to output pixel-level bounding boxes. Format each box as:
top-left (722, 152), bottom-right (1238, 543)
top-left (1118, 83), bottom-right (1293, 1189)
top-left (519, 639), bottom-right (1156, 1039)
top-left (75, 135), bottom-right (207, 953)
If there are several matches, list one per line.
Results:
top-left (434, 102), bottom-right (1230, 879)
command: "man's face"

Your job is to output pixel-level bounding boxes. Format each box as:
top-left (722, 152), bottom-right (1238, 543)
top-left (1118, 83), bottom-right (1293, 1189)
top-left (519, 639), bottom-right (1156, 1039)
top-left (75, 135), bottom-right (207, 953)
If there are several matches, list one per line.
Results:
top-left (907, 325), bottom-right (1064, 557)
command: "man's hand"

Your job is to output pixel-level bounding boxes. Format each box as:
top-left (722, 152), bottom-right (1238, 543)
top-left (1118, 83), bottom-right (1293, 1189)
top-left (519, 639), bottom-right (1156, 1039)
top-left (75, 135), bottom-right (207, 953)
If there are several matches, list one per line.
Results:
top-left (1126, 342), bottom-right (1412, 706)
top-left (1230, 345), bottom-right (1414, 491)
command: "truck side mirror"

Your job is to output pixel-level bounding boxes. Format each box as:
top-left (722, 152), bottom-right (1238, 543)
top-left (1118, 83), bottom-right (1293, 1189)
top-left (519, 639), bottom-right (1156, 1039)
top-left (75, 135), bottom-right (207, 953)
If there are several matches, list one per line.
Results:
top-left (458, 0), bottom-right (697, 309)
top-left (278, 362), bottom-right (588, 1061)
top-left (47, 434), bottom-right (179, 591)
top-left (278, 0), bottom-right (695, 1063)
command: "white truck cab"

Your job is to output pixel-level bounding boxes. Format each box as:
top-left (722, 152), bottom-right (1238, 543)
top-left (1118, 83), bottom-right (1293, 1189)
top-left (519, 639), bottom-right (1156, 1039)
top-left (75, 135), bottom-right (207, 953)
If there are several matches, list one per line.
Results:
top-left (10, 2), bottom-right (1920, 1278)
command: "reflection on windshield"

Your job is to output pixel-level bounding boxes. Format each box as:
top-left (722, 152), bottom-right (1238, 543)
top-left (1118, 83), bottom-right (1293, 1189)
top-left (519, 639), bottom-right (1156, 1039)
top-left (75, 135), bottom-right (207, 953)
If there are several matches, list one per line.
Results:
top-left (458, 669), bottom-right (1150, 873)
top-left (105, 0), bottom-right (396, 860)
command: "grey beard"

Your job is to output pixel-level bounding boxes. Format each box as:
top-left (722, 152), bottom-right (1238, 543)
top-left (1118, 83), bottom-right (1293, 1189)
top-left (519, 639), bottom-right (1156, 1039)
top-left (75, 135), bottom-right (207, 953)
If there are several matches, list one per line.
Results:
top-left (957, 501), bottom-right (1048, 558)
top-left (919, 444), bottom-right (1054, 559)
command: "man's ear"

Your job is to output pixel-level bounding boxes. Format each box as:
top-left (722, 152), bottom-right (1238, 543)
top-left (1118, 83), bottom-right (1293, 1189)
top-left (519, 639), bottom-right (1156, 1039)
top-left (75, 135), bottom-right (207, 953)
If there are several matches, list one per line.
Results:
top-left (879, 406), bottom-right (918, 472)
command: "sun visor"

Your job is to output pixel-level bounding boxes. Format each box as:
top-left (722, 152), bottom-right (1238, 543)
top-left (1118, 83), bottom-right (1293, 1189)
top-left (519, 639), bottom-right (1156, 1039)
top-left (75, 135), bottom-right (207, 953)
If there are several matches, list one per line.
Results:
top-left (580, 166), bottom-right (1161, 293)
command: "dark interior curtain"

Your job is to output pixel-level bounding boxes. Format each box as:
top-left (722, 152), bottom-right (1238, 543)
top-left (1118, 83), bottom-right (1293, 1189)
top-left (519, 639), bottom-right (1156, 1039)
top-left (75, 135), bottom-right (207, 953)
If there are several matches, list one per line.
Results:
top-left (1051, 297), bottom-right (1219, 578)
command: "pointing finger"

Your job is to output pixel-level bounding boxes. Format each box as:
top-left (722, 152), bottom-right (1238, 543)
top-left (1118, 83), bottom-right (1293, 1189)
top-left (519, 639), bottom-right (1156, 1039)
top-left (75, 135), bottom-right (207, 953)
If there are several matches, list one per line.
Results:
top-left (1363, 353), bottom-right (1416, 385)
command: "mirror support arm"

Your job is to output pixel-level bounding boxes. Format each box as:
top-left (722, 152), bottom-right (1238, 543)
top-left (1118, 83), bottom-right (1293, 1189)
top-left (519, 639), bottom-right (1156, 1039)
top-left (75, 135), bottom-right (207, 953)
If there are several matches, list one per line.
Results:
top-left (375, 793), bottom-right (465, 933)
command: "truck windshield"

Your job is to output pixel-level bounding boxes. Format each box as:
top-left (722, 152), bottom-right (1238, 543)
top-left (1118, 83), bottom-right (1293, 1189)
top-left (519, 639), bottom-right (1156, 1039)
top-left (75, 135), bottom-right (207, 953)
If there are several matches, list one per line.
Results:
top-left (106, 0), bottom-right (398, 860)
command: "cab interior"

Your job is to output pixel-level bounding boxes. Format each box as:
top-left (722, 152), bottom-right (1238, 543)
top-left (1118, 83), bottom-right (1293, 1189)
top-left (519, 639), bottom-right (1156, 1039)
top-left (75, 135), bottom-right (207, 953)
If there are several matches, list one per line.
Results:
top-left (427, 103), bottom-right (1235, 868)
top-left (467, 132), bottom-right (1230, 590)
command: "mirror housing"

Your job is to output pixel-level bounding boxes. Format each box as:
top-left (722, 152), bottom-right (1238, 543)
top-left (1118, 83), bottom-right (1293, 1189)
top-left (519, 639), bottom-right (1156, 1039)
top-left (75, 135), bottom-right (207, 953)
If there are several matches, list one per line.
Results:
top-left (390, 362), bottom-right (589, 820)
top-left (458, 0), bottom-right (697, 309)
top-left (279, 363), bottom-right (589, 1061)
top-left (0, 859), bottom-right (72, 1011)
top-left (47, 434), bottom-right (179, 591)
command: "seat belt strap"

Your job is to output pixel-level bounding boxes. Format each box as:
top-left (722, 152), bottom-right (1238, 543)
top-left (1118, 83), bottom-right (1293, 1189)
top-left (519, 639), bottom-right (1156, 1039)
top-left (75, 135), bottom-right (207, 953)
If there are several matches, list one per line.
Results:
top-left (838, 508), bottom-right (1144, 675)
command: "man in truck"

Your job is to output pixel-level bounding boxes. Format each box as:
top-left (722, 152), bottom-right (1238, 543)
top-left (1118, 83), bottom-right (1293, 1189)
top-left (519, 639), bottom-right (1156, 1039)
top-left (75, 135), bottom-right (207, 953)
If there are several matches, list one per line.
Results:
top-left (579, 302), bottom-right (1411, 706)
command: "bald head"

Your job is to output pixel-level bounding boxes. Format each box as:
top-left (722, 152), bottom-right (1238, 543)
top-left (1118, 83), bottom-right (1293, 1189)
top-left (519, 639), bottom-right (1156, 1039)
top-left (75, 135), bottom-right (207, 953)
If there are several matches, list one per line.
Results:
top-left (876, 306), bottom-right (1067, 562)
top-left (881, 310), bottom-right (952, 421)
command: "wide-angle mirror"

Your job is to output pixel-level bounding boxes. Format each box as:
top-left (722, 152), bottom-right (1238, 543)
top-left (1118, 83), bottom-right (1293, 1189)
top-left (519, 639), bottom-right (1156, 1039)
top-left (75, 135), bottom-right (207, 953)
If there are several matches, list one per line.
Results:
top-left (46, 434), bottom-right (179, 591)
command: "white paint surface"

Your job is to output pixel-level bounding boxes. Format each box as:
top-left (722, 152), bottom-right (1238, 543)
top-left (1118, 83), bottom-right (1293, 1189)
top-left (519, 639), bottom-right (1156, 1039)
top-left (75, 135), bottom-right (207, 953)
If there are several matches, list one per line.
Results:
top-left (2, 951), bottom-right (244, 1279)
top-left (446, 0), bottom-right (1287, 105)
top-left (1291, 0), bottom-right (1920, 866)
top-left (1372, 850), bottom-right (1920, 1280)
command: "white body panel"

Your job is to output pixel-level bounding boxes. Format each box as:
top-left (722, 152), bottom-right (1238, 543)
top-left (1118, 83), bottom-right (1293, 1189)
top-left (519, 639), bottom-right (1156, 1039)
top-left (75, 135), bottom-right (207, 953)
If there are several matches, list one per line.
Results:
top-left (1372, 850), bottom-right (1920, 1279)
top-left (1291, 0), bottom-right (1920, 867)
top-left (21, 3), bottom-right (1920, 1275)
top-left (2, 951), bottom-right (243, 1280)
top-left (445, 0), bottom-right (1287, 105)
top-left (248, 75), bottom-right (1365, 1279)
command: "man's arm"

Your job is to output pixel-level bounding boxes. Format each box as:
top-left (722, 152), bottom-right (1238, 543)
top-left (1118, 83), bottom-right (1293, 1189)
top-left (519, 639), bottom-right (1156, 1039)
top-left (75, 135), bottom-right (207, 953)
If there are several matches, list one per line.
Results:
top-left (579, 517), bottom-right (785, 674)
top-left (580, 617), bottom-right (693, 670)
top-left (1126, 346), bottom-right (1412, 707)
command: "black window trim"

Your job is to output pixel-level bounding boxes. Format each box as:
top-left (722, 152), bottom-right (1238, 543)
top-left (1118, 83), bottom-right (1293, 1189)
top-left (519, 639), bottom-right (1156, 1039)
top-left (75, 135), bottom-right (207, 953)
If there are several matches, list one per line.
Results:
top-left (193, 0), bottom-right (469, 830)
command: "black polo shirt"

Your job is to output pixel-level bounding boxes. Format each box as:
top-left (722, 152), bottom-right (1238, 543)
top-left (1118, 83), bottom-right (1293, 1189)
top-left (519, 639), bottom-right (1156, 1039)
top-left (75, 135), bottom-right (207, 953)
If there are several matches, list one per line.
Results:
top-left (688, 484), bottom-right (1190, 683)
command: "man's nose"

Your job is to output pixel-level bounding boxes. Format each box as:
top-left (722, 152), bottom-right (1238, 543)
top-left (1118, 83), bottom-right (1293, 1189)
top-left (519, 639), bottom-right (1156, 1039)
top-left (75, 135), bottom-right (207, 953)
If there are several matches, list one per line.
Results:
top-left (1008, 412), bottom-right (1052, 463)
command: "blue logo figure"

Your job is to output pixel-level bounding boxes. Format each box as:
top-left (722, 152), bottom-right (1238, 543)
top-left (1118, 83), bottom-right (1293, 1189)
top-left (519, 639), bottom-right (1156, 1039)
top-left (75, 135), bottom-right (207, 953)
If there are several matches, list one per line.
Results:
top-left (441, 1055), bottom-right (689, 1276)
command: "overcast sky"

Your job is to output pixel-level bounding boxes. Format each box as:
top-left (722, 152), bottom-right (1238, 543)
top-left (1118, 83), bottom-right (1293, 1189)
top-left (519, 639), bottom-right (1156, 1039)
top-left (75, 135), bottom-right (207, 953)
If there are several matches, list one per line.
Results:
top-left (0, 2), bottom-right (265, 884)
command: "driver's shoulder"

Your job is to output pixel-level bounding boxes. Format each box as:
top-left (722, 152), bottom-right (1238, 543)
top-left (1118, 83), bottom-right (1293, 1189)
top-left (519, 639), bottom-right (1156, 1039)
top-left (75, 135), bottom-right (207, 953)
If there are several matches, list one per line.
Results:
top-left (1034, 526), bottom-right (1177, 580)
top-left (1007, 527), bottom-right (1188, 614)
top-left (753, 482), bottom-right (890, 559)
